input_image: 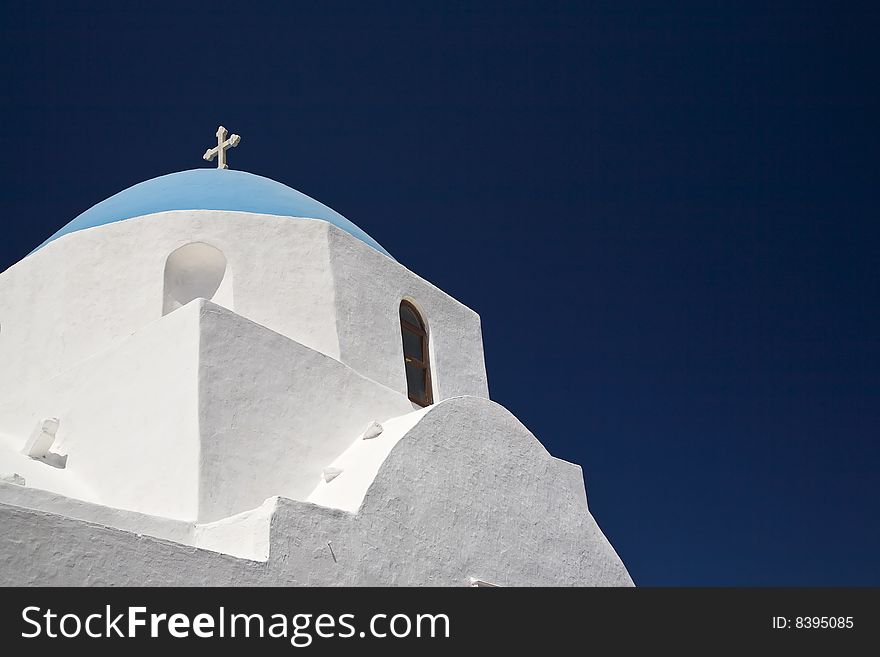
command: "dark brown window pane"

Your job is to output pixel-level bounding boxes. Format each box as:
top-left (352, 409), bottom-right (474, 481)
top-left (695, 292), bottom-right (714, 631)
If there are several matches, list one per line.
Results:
top-left (400, 304), bottom-right (421, 328)
top-left (400, 301), bottom-right (431, 406)
top-left (402, 329), bottom-right (423, 360)
top-left (405, 362), bottom-right (426, 401)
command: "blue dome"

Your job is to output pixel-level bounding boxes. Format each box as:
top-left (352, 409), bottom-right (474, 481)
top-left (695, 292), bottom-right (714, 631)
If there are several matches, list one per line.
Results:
top-left (36, 169), bottom-right (392, 257)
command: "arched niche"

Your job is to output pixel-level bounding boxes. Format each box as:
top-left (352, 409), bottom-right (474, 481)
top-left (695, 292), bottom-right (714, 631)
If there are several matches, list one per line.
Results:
top-left (162, 242), bottom-right (233, 315)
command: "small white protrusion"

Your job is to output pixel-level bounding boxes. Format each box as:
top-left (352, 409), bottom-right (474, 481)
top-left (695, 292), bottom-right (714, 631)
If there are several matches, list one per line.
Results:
top-left (361, 421), bottom-right (384, 440)
top-left (22, 418), bottom-right (59, 459)
top-left (0, 473), bottom-right (26, 486)
top-left (322, 467), bottom-right (343, 483)
top-left (469, 577), bottom-right (500, 587)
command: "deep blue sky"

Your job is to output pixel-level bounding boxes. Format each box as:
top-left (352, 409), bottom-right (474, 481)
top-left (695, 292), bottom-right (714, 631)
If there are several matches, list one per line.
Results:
top-left (1, 1), bottom-right (877, 586)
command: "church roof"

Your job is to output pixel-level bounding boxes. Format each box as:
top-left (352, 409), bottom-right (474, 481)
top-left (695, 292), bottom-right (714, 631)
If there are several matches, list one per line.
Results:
top-left (35, 169), bottom-right (392, 257)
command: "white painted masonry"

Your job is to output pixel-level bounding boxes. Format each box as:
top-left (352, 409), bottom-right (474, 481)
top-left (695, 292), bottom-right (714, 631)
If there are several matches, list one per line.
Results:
top-left (0, 174), bottom-right (631, 586)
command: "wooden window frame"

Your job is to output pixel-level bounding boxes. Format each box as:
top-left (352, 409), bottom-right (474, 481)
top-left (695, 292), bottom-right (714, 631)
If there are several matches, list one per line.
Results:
top-left (400, 300), bottom-right (433, 406)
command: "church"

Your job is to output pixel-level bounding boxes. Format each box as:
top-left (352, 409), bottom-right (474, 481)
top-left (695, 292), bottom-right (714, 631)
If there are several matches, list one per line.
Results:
top-left (0, 127), bottom-right (632, 586)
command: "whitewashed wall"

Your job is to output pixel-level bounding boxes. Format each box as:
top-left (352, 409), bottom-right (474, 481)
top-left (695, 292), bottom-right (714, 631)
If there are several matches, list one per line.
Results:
top-left (0, 299), bottom-right (419, 522)
top-left (0, 211), bottom-right (488, 404)
top-left (196, 301), bottom-right (414, 522)
top-left (0, 301), bottom-right (202, 520)
top-left (0, 397), bottom-right (633, 586)
top-left (329, 228), bottom-right (489, 402)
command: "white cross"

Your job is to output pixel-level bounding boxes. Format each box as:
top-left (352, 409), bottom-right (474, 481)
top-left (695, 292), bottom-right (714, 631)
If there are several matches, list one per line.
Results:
top-left (203, 125), bottom-right (241, 169)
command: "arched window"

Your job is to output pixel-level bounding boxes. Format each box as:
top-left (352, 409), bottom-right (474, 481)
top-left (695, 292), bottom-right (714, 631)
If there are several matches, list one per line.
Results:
top-left (400, 301), bottom-right (433, 406)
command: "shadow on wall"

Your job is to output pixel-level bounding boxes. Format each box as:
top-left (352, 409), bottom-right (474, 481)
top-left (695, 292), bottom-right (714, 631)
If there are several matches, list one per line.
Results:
top-left (162, 242), bottom-right (233, 315)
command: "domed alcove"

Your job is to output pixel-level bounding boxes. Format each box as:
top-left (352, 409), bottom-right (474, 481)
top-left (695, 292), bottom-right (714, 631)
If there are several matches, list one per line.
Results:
top-left (162, 242), bottom-right (232, 315)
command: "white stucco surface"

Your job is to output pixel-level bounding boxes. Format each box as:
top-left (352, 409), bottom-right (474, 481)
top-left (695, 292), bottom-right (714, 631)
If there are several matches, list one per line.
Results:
top-left (306, 407), bottom-right (430, 513)
top-left (0, 211), bottom-right (488, 404)
top-left (0, 397), bottom-right (632, 586)
top-left (329, 228), bottom-right (489, 400)
top-left (0, 299), bottom-right (416, 522)
top-left (196, 301), bottom-right (415, 521)
top-left (0, 481), bottom-right (195, 547)
top-left (0, 300), bottom-right (202, 519)
top-left (0, 202), bottom-right (631, 586)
